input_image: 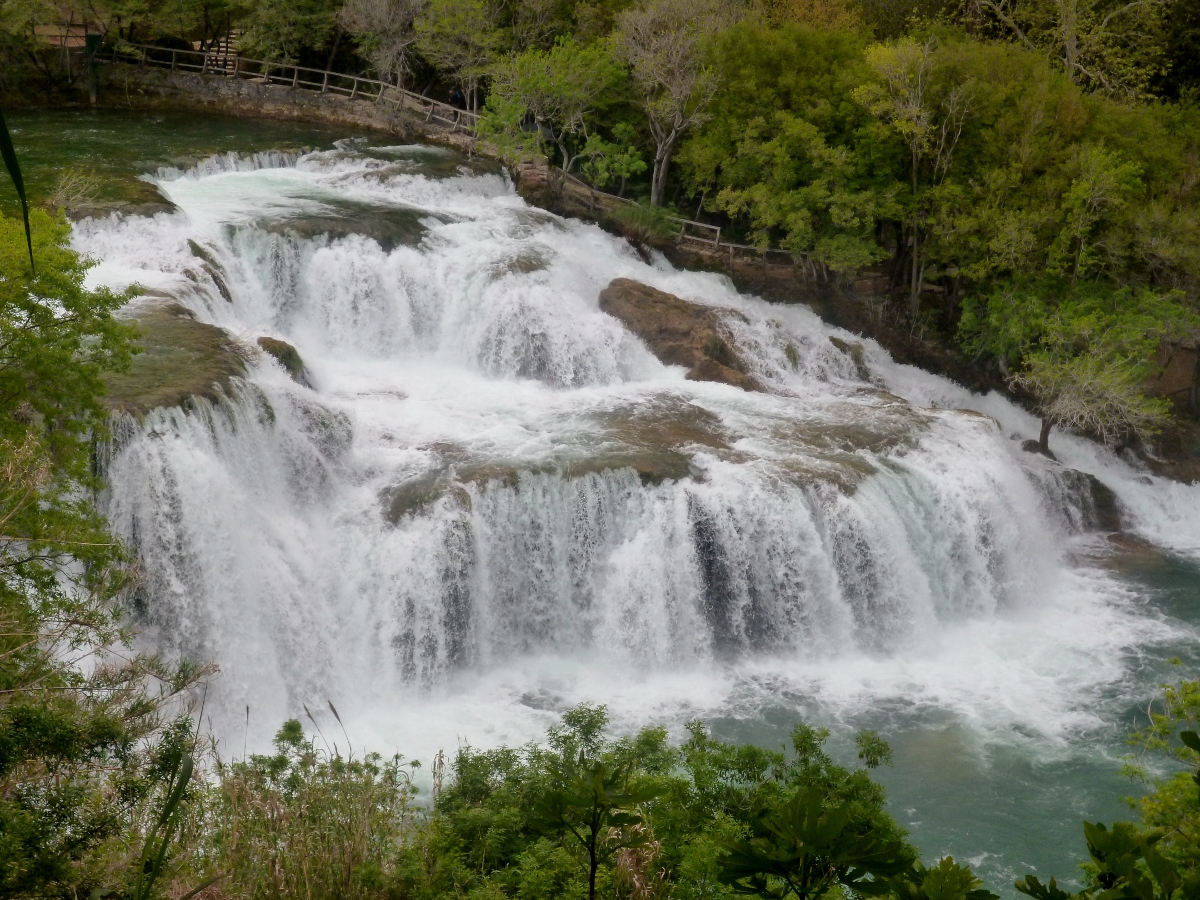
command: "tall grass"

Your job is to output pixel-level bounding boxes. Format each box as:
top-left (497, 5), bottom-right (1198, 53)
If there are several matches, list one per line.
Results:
top-left (201, 719), bottom-right (418, 900)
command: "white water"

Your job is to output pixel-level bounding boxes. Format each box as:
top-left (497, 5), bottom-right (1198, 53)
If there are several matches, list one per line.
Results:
top-left (75, 145), bottom-right (1198, 779)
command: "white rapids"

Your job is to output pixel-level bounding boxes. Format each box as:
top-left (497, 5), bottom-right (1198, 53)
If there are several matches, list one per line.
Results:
top-left (74, 143), bottom-right (1196, 768)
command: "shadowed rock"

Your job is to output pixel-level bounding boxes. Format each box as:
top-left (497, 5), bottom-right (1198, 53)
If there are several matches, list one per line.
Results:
top-left (598, 278), bottom-right (763, 391)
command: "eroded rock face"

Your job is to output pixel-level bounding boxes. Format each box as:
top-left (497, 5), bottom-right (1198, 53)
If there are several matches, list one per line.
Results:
top-left (598, 278), bottom-right (762, 391)
top-left (104, 300), bottom-right (246, 415)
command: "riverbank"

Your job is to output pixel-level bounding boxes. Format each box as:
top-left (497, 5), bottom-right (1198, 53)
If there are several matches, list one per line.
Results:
top-left (36, 65), bottom-right (1200, 483)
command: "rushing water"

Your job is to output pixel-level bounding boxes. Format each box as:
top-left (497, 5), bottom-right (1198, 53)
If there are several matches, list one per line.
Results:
top-left (44, 111), bottom-right (1200, 893)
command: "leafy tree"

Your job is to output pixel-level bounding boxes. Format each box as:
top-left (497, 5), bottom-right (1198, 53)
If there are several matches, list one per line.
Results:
top-left (855, 37), bottom-right (972, 316)
top-left (678, 23), bottom-right (895, 271)
top-left (480, 37), bottom-right (624, 193)
top-left (234, 0), bottom-right (342, 62)
top-left (961, 283), bottom-right (1197, 452)
top-left (1123, 673), bottom-right (1200, 879)
top-left (534, 740), bottom-right (662, 900)
top-left (718, 785), bottom-right (916, 900)
top-left (339, 0), bottom-right (429, 87)
top-left (617, 0), bottom-right (743, 205)
top-left (893, 857), bottom-right (1001, 900)
top-left (0, 207), bottom-right (209, 898)
top-left (970, 0), bottom-right (1171, 98)
top-left (580, 122), bottom-right (646, 196)
top-left (414, 0), bottom-right (504, 109)
top-left (760, 0), bottom-right (864, 30)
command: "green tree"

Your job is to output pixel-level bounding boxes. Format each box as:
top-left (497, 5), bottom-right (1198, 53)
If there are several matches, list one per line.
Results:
top-left (971, 0), bottom-right (1171, 98)
top-left (480, 37), bottom-right (625, 192)
top-left (0, 209), bottom-right (208, 899)
top-left (617, 0), bottom-right (742, 205)
top-left (235, 0), bottom-right (341, 63)
top-left (854, 37), bottom-right (972, 317)
top-left (961, 283), bottom-right (1197, 452)
top-left (718, 785), bottom-right (916, 900)
top-left (533, 706), bottom-right (663, 900)
top-left (414, 0), bottom-right (504, 109)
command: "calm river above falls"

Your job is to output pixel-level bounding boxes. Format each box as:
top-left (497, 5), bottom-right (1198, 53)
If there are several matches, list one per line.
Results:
top-left (13, 109), bottom-right (1200, 894)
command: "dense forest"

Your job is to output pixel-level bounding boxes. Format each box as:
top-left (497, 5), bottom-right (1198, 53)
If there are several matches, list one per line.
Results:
top-left (3, 0), bottom-right (1200, 897)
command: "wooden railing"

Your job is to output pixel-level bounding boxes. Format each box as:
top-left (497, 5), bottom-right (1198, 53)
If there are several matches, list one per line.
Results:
top-left (560, 172), bottom-right (821, 273)
top-left (95, 41), bottom-right (480, 134)
top-left (98, 40), bottom-right (819, 276)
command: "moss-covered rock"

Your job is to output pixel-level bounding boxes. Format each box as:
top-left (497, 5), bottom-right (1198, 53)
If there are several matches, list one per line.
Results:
top-left (257, 336), bottom-right (311, 387)
top-left (103, 299), bottom-right (246, 415)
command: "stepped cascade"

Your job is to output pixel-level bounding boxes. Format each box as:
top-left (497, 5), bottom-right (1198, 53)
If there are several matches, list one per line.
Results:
top-left (77, 142), bottom-right (1200, 778)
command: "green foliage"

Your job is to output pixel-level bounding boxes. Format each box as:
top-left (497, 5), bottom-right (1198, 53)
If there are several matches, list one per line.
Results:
top-left (482, 36), bottom-right (625, 181)
top-left (609, 200), bottom-right (676, 247)
top-left (0, 207), bottom-right (208, 900)
top-left (579, 123), bottom-right (647, 193)
top-left (960, 282), bottom-right (1197, 447)
top-left (234, 0), bottom-right (341, 62)
top-left (0, 109), bottom-right (32, 270)
top-left (893, 857), bottom-right (999, 900)
top-left (385, 708), bottom-right (942, 900)
top-left (1016, 674), bottom-right (1200, 900)
top-left (414, 0), bottom-right (504, 108)
top-left (719, 785), bottom-right (916, 900)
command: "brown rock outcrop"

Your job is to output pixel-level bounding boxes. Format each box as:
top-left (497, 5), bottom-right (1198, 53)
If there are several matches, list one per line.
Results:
top-left (598, 278), bottom-right (762, 391)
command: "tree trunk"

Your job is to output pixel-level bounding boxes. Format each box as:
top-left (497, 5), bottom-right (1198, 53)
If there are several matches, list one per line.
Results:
top-left (587, 823), bottom-right (599, 900)
top-left (1039, 416), bottom-right (1053, 454)
top-left (650, 131), bottom-right (679, 206)
top-left (325, 27), bottom-right (343, 72)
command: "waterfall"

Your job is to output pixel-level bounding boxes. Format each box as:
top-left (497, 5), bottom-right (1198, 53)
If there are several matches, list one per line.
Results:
top-left (75, 144), bottom-right (1194, 760)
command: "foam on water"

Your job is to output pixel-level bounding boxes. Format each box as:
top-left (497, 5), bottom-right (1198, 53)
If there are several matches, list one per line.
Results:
top-left (77, 147), bottom-right (1194, 776)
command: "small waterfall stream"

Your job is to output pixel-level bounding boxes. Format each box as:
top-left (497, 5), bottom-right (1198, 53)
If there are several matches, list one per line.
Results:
top-left (73, 140), bottom-right (1200, 886)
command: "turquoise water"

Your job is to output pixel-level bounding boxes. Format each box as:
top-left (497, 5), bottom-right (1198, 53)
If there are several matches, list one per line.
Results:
top-left (4, 108), bottom-right (371, 209)
top-left (713, 547), bottom-right (1200, 892)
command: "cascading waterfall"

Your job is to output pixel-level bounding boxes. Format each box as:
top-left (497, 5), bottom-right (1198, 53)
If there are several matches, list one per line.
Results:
top-left (77, 143), bottom-right (1197, 770)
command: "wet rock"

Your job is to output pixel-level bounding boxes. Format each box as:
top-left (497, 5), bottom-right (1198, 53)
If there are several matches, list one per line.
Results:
top-left (598, 278), bottom-right (763, 392)
top-left (828, 336), bottom-right (871, 380)
top-left (264, 200), bottom-right (434, 251)
top-left (1082, 473), bottom-right (1121, 532)
top-left (187, 239), bottom-right (234, 302)
top-left (1021, 439), bottom-right (1057, 461)
top-left (257, 336), bottom-right (312, 387)
top-left (65, 183), bottom-right (179, 221)
top-left (104, 300), bottom-right (246, 415)
top-left (1055, 467), bottom-right (1122, 532)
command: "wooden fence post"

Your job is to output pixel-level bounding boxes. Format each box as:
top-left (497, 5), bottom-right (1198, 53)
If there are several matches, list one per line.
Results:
top-left (233, 56), bottom-right (240, 77)
top-left (321, 71), bottom-right (329, 93)
top-left (350, 77), bottom-right (358, 99)
top-left (201, 50), bottom-right (209, 74)
top-left (292, 66), bottom-right (299, 88)
top-left (170, 49), bottom-right (176, 71)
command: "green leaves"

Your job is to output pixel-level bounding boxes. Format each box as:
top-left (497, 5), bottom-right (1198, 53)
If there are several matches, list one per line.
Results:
top-left (719, 786), bottom-right (916, 900)
top-left (0, 109), bottom-right (32, 273)
top-left (894, 857), bottom-right (999, 900)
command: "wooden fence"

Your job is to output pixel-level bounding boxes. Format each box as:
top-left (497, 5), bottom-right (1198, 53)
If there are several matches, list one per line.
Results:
top-left (97, 41), bottom-right (821, 276)
top-left (95, 41), bottom-right (480, 133)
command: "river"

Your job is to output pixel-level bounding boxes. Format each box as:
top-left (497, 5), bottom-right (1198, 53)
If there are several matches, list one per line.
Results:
top-left (13, 109), bottom-right (1200, 893)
